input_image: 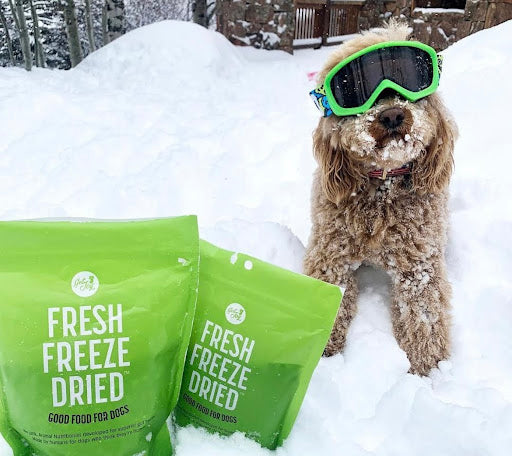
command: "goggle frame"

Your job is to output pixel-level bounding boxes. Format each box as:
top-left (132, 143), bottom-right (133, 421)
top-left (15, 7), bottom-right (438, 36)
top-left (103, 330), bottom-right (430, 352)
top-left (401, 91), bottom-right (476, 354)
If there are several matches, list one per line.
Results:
top-left (311, 41), bottom-right (442, 117)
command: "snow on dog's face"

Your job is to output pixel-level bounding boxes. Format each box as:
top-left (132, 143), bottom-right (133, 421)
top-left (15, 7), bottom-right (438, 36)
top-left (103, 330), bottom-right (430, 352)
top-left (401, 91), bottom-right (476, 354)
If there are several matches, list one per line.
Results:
top-left (334, 95), bottom-right (434, 170)
top-left (313, 22), bottom-right (458, 204)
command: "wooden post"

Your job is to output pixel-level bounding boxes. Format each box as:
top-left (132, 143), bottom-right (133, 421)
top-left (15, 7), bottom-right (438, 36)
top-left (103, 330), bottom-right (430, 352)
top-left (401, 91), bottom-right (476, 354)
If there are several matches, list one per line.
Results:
top-left (322, 0), bottom-right (331, 46)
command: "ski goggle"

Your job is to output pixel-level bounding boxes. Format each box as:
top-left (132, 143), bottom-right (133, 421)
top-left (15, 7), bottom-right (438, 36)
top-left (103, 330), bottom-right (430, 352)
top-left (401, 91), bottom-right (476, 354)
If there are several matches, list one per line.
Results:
top-left (310, 41), bottom-right (442, 117)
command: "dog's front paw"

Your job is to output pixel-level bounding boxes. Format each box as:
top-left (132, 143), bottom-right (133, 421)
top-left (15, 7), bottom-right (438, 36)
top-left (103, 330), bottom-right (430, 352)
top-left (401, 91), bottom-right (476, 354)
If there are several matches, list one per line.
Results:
top-left (406, 337), bottom-right (449, 377)
top-left (400, 313), bottom-right (450, 376)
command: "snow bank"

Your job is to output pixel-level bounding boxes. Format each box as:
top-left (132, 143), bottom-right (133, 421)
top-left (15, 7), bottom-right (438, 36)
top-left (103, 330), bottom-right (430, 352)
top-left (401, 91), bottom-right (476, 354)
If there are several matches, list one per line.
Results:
top-left (1, 19), bottom-right (512, 456)
top-left (76, 21), bottom-right (242, 89)
top-left (0, 19), bottom-right (314, 239)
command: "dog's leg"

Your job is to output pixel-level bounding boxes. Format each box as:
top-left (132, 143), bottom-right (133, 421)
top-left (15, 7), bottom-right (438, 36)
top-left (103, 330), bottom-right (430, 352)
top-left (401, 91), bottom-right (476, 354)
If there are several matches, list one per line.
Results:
top-left (388, 255), bottom-right (451, 376)
top-left (323, 271), bottom-right (358, 356)
top-left (303, 248), bottom-right (359, 357)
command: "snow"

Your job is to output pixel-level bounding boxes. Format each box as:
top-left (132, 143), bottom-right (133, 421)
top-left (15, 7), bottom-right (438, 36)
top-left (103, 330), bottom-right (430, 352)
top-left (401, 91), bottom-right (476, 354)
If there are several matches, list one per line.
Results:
top-left (413, 8), bottom-right (465, 14)
top-left (294, 33), bottom-right (359, 47)
top-left (326, 33), bottom-right (360, 44)
top-left (293, 37), bottom-right (322, 46)
top-left (341, 96), bottom-right (431, 167)
top-left (1, 18), bottom-right (512, 456)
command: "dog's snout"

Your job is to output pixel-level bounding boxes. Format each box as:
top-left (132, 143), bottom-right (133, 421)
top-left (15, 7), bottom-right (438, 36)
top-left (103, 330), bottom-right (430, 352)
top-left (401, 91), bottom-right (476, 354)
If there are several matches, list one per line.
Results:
top-left (378, 107), bottom-right (405, 130)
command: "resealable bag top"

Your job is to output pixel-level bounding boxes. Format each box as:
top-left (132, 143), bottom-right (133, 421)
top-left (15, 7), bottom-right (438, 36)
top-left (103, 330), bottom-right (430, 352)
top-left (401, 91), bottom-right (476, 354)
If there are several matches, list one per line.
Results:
top-left (0, 216), bottom-right (199, 456)
top-left (175, 240), bottom-right (343, 449)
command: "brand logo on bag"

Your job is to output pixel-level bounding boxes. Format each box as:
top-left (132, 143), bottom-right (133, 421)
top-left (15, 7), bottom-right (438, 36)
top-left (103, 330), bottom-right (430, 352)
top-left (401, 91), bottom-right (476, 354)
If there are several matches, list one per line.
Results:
top-left (225, 303), bottom-right (246, 325)
top-left (71, 271), bottom-right (99, 297)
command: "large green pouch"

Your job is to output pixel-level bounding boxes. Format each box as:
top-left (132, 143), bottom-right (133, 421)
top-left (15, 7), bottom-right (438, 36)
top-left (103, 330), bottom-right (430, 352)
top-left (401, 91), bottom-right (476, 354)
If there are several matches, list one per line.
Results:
top-left (0, 216), bottom-right (199, 456)
top-left (175, 240), bottom-right (342, 449)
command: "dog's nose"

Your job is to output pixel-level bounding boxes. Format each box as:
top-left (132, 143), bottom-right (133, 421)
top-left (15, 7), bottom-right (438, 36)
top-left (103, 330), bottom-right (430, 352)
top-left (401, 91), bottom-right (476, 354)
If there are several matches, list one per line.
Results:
top-left (378, 107), bottom-right (405, 129)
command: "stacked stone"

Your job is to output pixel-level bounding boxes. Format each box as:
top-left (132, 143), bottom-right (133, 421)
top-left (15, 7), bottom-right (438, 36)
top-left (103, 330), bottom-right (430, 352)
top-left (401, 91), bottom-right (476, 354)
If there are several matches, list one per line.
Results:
top-left (359, 0), bottom-right (386, 30)
top-left (381, 0), bottom-right (412, 19)
top-left (358, 0), bottom-right (511, 51)
top-left (216, 0), bottom-right (295, 53)
top-left (411, 8), bottom-right (465, 50)
top-left (460, 0), bottom-right (512, 36)
top-left (215, 0), bottom-right (512, 54)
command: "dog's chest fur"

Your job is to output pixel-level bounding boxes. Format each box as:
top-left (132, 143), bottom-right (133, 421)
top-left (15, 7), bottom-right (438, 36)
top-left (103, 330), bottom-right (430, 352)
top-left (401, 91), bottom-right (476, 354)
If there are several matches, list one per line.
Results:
top-left (311, 172), bottom-right (448, 264)
top-left (361, 177), bottom-right (410, 235)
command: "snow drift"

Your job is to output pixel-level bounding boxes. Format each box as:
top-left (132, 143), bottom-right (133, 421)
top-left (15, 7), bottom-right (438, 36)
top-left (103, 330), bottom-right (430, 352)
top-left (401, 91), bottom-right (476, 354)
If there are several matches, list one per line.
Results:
top-left (0, 18), bottom-right (511, 456)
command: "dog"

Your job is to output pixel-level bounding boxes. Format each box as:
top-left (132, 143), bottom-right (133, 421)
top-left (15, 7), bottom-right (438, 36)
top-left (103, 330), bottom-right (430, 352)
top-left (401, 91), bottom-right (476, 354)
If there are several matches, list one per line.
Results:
top-left (303, 22), bottom-right (458, 376)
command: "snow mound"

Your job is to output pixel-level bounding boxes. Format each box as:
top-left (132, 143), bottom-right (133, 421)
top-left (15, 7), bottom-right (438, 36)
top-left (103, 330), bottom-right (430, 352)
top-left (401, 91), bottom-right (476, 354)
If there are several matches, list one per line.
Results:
top-left (0, 19), bottom-right (316, 239)
top-left (441, 19), bottom-right (512, 78)
top-left (441, 19), bottom-right (512, 182)
top-left (76, 20), bottom-right (242, 89)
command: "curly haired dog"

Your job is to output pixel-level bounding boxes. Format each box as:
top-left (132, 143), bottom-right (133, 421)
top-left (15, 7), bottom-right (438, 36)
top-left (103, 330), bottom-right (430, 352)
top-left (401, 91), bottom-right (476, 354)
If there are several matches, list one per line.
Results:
top-left (303, 23), bottom-right (458, 376)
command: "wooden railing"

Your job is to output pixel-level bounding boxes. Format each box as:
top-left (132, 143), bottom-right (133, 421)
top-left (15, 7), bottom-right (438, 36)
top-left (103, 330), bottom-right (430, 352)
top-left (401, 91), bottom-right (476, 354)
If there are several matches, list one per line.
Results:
top-left (294, 1), bottom-right (363, 48)
top-left (295, 4), bottom-right (325, 41)
top-left (329, 4), bottom-right (361, 38)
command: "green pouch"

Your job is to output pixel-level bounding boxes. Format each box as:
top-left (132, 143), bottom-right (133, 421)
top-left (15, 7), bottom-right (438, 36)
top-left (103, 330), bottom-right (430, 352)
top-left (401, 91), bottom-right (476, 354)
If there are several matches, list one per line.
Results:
top-left (0, 216), bottom-right (199, 456)
top-left (175, 240), bottom-right (342, 449)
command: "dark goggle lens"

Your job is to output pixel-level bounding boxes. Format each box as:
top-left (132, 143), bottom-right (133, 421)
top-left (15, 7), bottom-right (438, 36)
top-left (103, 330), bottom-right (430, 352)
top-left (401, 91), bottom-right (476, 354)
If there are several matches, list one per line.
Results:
top-left (330, 46), bottom-right (434, 109)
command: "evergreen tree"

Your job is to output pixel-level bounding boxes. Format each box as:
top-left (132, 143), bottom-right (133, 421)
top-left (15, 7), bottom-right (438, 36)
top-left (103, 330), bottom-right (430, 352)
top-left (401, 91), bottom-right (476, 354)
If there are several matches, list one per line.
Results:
top-left (0, 0), bottom-right (193, 68)
top-left (0, 1), bottom-right (15, 65)
top-left (125, 0), bottom-right (190, 30)
top-left (38, 0), bottom-right (70, 68)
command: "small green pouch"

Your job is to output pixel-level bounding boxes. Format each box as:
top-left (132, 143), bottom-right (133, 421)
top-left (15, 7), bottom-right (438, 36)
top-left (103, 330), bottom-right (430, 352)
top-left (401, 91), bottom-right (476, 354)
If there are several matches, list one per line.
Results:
top-left (0, 216), bottom-right (199, 456)
top-left (175, 240), bottom-right (342, 449)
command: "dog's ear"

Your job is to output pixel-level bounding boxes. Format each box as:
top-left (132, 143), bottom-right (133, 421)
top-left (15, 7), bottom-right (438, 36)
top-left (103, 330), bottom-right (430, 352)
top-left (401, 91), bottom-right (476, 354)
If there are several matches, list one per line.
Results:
top-left (412, 98), bottom-right (458, 194)
top-left (313, 122), bottom-right (365, 204)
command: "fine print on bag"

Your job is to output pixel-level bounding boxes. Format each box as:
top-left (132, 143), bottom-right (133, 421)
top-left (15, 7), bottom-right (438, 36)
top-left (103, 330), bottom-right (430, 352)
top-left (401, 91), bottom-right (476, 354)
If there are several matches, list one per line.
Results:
top-left (0, 217), bottom-right (199, 456)
top-left (175, 240), bottom-right (343, 449)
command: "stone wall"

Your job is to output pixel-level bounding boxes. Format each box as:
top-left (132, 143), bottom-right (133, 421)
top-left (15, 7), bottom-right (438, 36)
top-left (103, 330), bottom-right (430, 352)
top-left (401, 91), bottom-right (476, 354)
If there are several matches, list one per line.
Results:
top-left (359, 0), bottom-right (386, 29)
top-left (215, 1), bottom-right (512, 54)
top-left (216, 0), bottom-right (295, 53)
top-left (382, 0), bottom-right (512, 51)
top-left (409, 0), bottom-right (512, 50)
top-left (382, 0), bottom-right (411, 19)
top-left (460, 0), bottom-right (512, 36)
top-left (411, 8), bottom-right (465, 49)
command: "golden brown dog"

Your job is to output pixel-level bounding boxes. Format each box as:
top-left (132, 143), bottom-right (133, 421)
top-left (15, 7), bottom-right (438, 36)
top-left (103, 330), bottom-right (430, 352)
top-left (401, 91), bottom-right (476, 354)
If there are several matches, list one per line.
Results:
top-left (303, 22), bottom-right (458, 376)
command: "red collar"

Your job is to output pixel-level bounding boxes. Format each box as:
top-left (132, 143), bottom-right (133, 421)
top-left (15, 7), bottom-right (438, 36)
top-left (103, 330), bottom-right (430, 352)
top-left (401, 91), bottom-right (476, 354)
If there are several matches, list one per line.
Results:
top-left (368, 164), bottom-right (411, 180)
